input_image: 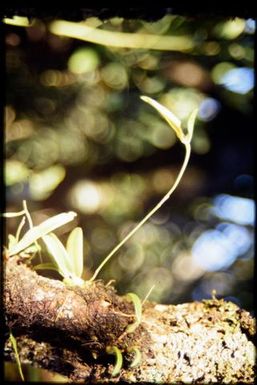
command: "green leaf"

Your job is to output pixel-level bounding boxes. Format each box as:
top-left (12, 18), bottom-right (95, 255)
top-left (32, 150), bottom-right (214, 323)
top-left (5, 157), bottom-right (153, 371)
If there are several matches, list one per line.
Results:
top-left (125, 292), bottom-right (142, 333)
top-left (185, 108), bottom-right (198, 143)
top-left (128, 347), bottom-right (141, 368)
top-left (42, 233), bottom-right (73, 279)
top-left (34, 262), bottom-right (59, 272)
top-left (8, 234), bottom-right (17, 249)
top-left (106, 346), bottom-right (123, 377)
top-left (66, 227), bottom-right (84, 278)
top-left (9, 332), bottom-right (25, 382)
top-left (8, 211), bottom-right (77, 257)
top-left (140, 95), bottom-right (184, 142)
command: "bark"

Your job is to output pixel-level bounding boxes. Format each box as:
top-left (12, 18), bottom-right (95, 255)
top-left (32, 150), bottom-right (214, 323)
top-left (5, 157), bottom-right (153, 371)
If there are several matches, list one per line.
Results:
top-left (4, 255), bottom-right (256, 383)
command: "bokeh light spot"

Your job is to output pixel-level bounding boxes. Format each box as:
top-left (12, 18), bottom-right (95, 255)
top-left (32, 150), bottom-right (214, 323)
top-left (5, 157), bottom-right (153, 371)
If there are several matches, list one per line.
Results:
top-left (69, 180), bottom-right (102, 214)
top-left (68, 48), bottom-right (99, 74)
top-left (199, 98), bottom-right (220, 122)
top-left (212, 194), bottom-right (254, 225)
top-left (192, 229), bottom-right (237, 271)
top-left (101, 63), bottom-right (128, 90)
top-left (245, 19), bottom-right (255, 34)
top-left (220, 68), bottom-right (254, 94)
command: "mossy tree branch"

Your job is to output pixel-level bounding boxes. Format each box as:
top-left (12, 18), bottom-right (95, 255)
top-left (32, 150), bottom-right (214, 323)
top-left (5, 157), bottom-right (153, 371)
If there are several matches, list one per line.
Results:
top-left (4, 255), bottom-right (256, 383)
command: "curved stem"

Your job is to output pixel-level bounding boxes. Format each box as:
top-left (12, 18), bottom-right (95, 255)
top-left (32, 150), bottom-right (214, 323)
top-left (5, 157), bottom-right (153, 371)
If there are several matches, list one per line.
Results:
top-left (90, 142), bottom-right (191, 282)
top-left (22, 200), bottom-right (42, 262)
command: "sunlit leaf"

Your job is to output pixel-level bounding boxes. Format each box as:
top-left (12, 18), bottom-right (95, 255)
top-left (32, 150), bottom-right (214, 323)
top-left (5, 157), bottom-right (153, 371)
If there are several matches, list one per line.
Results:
top-left (66, 227), bottom-right (84, 278)
top-left (8, 212), bottom-right (77, 257)
top-left (140, 95), bottom-right (184, 142)
top-left (106, 346), bottom-right (123, 377)
top-left (42, 233), bottom-right (72, 279)
top-left (8, 235), bottom-right (17, 249)
top-left (125, 292), bottom-right (142, 333)
top-left (185, 108), bottom-right (198, 143)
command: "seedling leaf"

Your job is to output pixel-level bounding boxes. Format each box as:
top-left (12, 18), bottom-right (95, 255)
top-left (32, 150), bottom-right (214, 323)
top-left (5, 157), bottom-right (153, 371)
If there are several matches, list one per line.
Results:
top-left (140, 95), bottom-right (184, 142)
top-left (42, 233), bottom-right (73, 279)
top-left (185, 108), bottom-right (198, 143)
top-left (125, 292), bottom-right (142, 333)
top-left (128, 347), bottom-right (141, 367)
top-left (66, 227), bottom-right (84, 278)
top-left (8, 235), bottom-right (17, 249)
top-left (9, 332), bottom-right (25, 381)
top-left (106, 346), bottom-right (123, 377)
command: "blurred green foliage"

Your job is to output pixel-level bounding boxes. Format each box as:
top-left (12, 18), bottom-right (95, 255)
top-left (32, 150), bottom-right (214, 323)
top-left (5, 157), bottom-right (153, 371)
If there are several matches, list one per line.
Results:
top-left (4, 13), bottom-right (254, 381)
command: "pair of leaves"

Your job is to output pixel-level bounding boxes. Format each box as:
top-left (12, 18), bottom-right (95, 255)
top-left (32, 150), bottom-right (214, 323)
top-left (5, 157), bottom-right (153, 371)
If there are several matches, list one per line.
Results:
top-left (89, 96), bottom-right (198, 281)
top-left (106, 345), bottom-right (141, 377)
top-left (41, 227), bottom-right (84, 285)
top-left (140, 95), bottom-right (198, 145)
top-left (5, 207), bottom-right (84, 286)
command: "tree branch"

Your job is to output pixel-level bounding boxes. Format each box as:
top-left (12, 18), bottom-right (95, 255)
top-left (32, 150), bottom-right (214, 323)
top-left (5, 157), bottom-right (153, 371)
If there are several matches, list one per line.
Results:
top-left (4, 256), bottom-right (256, 383)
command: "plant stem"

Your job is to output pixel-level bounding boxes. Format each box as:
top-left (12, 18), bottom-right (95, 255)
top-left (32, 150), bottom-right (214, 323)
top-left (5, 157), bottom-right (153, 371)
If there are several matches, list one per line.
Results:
top-left (22, 200), bottom-right (42, 262)
top-left (90, 142), bottom-right (191, 281)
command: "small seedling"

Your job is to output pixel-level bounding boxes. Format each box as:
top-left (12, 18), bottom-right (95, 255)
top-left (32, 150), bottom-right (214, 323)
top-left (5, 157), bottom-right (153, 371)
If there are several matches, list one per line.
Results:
top-left (9, 331), bottom-right (25, 382)
top-left (125, 293), bottom-right (142, 334)
top-left (4, 206), bottom-right (83, 286)
top-left (89, 96), bottom-right (198, 281)
top-left (128, 346), bottom-right (141, 368)
top-left (42, 229), bottom-right (84, 286)
top-left (106, 346), bottom-right (123, 377)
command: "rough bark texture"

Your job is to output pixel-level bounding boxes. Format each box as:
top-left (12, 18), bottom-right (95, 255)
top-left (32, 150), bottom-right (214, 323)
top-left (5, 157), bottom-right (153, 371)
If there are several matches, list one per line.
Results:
top-left (4, 256), bottom-right (256, 383)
